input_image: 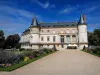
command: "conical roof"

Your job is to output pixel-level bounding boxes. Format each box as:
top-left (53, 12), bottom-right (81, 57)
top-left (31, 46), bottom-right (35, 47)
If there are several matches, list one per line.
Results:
top-left (79, 13), bottom-right (84, 24)
top-left (31, 17), bottom-right (38, 26)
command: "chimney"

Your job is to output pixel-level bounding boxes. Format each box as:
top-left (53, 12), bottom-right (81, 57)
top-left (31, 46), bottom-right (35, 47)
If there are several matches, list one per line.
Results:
top-left (83, 14), bottom-right (86, 23)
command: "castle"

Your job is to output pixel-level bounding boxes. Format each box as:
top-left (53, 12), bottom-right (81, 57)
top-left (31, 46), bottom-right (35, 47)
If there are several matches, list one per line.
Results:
top-left (20, 13), bottom-right (88, 50)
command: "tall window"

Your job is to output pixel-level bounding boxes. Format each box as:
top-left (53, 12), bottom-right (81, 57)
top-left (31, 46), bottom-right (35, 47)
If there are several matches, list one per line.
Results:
top-left (41, 30), bottom-right (43, 32)
top-left (61, 44), bottom-right (64, 48)
top-left (61, 35), bottom-right (64, 43)
top-left (47, 45), bottom-right (49, 47)
top-left (47, 30), bottom-right (49, 32)
top-left (47, 36), bottom-right (50, 41)
top-left (72, 35), bottom-right (76, 42)
top-left (41, 36), bottom-right (43, 41)
top-left (66, 35), bottom-right (70, 43)
top-left (53, 36), bottom-right (56, 42)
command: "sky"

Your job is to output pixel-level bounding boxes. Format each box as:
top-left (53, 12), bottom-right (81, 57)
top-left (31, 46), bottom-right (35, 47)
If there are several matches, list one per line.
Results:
top-left (0, 0), bottom-right (100, 36)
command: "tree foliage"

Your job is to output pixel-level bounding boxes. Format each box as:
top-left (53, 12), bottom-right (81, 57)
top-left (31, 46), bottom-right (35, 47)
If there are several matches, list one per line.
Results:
top-left (88, 29), bottom-right (100, 46)
top-left (0, 30), bottom-right (5, 48)
top-left (4, 34), bottom-right (20, 48)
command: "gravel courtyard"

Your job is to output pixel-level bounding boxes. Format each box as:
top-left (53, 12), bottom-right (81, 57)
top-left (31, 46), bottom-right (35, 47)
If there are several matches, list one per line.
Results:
top-left (1, 50), bottom-right (100, 75)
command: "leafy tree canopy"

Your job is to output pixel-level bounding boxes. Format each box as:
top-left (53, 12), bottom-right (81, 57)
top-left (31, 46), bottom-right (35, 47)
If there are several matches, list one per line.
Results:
top-left (88, 29), bottom-right (100, 46)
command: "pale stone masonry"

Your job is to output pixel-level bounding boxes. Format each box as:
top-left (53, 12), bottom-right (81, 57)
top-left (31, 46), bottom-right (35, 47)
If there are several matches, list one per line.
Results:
top-left (20, 13), bottom-right (88, 50)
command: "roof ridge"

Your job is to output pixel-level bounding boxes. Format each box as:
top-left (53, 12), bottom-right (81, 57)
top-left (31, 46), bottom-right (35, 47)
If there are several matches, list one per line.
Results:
top-left (39, 21), bottom-right (77, 24)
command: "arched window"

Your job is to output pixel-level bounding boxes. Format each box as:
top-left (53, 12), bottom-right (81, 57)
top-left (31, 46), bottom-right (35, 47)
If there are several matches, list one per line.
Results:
top-left (66, 35), bottom-right (70, 43)
top-left (60, 35), bottom-right (64, 43)
top-left (72, 35), bottom-right (76, 42)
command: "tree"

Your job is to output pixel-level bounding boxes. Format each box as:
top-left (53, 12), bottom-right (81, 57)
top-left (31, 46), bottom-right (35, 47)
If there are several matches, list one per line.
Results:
top-left (88, 29), bottom-right (100, 46)
top-left (94, 29), bottom-right (100, 46)
top-left (16, 43), bottom-right (21, 49)
top-left (0, 30), bottom-right (5, 49)
top-left (88, 32), bottom-right (94, 45)
top-left (4, 34), bottom-right (20, 48)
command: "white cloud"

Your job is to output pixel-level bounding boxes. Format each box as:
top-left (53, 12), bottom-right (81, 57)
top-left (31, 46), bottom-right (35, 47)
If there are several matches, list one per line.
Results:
top-left (59, 7), bottom-right (77, 14)
top-left (85, 6), bottom-right (99, 13)
top-left (35, 0), bottom-right (55, 8)
top-left (0, 5), bottom-right (42, 25)
top-left (3, 28), bottom-right (16, 32)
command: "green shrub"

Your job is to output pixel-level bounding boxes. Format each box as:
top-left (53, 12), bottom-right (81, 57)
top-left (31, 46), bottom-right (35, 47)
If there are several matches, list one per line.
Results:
top-left (0, 51), bottom-right (21, 64)
top-left (84, 46), bottom-right (100, 56)
top-left (26, 49), bottom-right (33, 51)
top-left (33, 51), bottom-right (40, 57)
top-left (43, 48), bottom-right (50, 53)
top-left (19, 48), bottom-right (25, 51)
top-left (95, 47), bottom-right (100, 55)
top-left (83, 45), bottom-right (86, 50)
top-left (0, 48), bottom-right (57, 71)
top-left (52, 45), bottom-right (57, 51)
top-left (38, 49), bottom-right (46, 55)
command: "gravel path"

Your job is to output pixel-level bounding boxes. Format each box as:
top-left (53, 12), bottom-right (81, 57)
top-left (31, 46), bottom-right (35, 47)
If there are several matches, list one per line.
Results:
top-left (1, 50), bottom-right (100, 75)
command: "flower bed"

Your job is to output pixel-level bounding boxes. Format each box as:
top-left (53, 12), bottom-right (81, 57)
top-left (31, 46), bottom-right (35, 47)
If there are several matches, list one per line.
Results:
top-left (0, 48), bottom-right (57, 71)
top-left (82, 46), bottom-right (100, 57)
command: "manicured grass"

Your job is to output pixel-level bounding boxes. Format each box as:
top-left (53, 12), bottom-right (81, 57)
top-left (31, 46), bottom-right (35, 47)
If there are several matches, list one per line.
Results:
top-left (82, 50), bottom-right (100, 57)
top-left (0, 51), bottom-right (57, 72)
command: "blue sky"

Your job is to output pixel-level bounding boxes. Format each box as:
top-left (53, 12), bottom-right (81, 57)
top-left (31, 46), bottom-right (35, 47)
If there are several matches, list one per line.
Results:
top-left (0, 0), bottom-right (100, 36)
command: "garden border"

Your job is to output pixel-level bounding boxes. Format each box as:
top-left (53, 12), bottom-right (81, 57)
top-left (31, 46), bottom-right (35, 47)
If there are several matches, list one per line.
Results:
top-left (82, 50), bottom-right (100, 57)
top-left (0, 51), bottom-right (57, 72)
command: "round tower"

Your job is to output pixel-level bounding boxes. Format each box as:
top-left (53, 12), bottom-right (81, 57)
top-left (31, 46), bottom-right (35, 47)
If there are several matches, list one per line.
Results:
top-left (30, 17), bottom-right (40, 49)
top-left (78, 14), bottom-right (88, 49)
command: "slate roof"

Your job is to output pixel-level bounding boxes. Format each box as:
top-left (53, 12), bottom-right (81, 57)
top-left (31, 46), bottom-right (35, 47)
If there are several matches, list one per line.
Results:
top-left (22, 28), bottom-right (30, 35)
top-left (38, 22), bottom-right (78, 28)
